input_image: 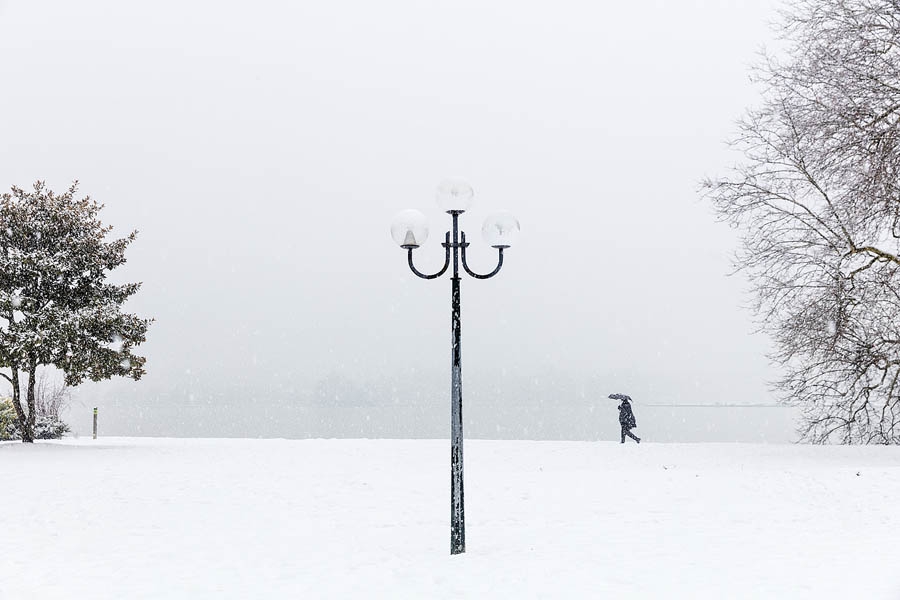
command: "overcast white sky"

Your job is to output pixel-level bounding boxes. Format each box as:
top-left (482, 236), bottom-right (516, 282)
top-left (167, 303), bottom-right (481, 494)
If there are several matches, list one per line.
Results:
top-left (0, 0), bottom-right (786, 438)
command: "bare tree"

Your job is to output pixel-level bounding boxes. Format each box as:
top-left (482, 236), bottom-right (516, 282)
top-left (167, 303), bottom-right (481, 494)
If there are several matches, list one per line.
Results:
top-left (704, 0), bottom-right (900, 443)
top-left (34, 370), bottom-right (71, 422)
top-left (0, 371), bottom-right (71, 440)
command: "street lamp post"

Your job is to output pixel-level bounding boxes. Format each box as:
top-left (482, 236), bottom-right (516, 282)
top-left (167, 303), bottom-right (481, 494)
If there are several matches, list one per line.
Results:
top-left (391, 181), bottom-right (520, 555)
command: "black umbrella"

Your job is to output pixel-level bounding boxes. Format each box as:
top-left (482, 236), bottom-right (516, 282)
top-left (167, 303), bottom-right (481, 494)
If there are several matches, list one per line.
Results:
top-left (608, 393), bottom-right (632, 402)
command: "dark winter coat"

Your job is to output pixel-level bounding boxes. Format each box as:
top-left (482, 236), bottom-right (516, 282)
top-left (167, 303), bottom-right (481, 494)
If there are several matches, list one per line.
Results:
top-left (618, 400), bottom-right (637, 429)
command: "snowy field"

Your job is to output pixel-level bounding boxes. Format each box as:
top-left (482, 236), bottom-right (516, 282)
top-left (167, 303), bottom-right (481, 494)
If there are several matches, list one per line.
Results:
top-left (2, 438), bottom-right (900, 599)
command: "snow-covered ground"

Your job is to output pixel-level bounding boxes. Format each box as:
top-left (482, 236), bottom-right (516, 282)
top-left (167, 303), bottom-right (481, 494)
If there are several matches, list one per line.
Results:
top-left (2, 438), bottom-right (899, 599)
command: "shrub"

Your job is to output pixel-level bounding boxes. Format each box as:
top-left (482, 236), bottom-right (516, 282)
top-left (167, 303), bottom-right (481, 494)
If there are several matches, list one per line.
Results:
top-left (0, 398), bottom-right (17, 441)
top-left (0, 397), bottom-right (69, 441)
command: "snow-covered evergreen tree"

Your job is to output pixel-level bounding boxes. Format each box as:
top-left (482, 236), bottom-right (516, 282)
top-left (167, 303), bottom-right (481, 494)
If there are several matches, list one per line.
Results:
top-left (0, 181), bottom-right (151, 442)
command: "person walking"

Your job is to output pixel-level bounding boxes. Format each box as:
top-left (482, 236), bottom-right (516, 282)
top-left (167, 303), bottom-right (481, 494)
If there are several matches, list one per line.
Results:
top-left (609, 393), bottom-right (641, 444)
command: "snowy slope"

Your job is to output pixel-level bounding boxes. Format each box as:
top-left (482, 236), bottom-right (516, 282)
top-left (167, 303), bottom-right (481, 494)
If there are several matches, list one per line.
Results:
top-left (2, 438), bottom-right (899, 599)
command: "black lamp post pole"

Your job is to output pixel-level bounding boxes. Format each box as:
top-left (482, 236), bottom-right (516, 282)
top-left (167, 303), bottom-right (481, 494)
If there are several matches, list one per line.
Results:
top-left (449, 211), bottom-right (465, 555)
top-left (404, 210), bottom-right (506, 555)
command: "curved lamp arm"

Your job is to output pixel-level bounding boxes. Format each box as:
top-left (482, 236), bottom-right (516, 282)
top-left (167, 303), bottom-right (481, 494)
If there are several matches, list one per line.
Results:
top-left (460, 232), bottom-right (505, 280)
top-left (408, 232), bottom-right (451, 280)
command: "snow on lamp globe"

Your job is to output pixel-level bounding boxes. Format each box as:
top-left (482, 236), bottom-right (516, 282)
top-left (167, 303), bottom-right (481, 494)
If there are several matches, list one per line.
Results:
top-left (436, 179), bottom-right (474, 213)
top-left (482, 211), bottom-right (521, 248)
top-left (391, 209), bottom-right (429, 249)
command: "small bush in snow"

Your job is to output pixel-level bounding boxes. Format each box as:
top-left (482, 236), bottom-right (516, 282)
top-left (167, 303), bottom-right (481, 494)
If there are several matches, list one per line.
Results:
top-left (0, 397), bottom-right (69, 441)
top-left (0, 398), bottom-right (18, 441)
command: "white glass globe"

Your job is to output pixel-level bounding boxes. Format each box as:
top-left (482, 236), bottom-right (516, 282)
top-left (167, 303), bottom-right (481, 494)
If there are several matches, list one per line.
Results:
top-left (482, 211), bottom-right (520, 248)
top-left (390, 209), bottom-right (429, 248)
top-left (436, 180), bottom-right (474, 213)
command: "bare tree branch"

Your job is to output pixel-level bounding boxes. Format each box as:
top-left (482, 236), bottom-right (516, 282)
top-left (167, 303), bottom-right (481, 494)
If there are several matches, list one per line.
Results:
top-left (704, 0), bottom-right (900, 444)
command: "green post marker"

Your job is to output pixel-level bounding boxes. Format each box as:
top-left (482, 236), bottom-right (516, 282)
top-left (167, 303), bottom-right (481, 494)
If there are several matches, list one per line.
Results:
top-left (92, 407), bottom-right (98, 440)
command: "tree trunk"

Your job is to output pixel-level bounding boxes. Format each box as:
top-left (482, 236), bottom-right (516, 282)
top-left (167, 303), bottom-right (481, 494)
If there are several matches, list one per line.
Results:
top-left (10, 367), bottom-right (31, 443)
top-left (23, 362), bottom-right (37, 443)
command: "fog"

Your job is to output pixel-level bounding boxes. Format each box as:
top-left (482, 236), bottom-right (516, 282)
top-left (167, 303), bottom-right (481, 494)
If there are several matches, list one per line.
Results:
top-left (0, 0), bottom-right (789, 441)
